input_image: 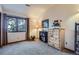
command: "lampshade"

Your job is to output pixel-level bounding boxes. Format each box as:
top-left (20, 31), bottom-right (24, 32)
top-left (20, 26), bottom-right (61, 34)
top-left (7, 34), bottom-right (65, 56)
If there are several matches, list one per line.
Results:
top-left (35, 21), bottom-right (41, 29)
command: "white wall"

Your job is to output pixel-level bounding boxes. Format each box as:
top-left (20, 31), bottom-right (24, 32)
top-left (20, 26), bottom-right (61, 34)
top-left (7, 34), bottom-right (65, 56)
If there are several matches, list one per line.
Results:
top-left (65, 13), bottom-right (79, 50)
top-left (0, 5), bottom-right (2, 12)
top-left (8, 32), bottom-right (26, 43)
top-left (42, 5), bottom-right (79, 51)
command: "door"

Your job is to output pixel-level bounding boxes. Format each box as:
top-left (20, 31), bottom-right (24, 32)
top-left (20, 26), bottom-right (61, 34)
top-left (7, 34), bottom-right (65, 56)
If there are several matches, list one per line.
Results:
top-left (0, 13), bottom-right (1, 47)
top-left (75, 23), bottom-right (79, 54)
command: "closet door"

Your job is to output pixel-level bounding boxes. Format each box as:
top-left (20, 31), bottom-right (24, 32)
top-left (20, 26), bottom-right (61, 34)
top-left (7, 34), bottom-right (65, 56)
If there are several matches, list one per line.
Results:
top-left (0, 13), bottom-right (1, 47)
top-left (75, 23), bottom-right (79, 54)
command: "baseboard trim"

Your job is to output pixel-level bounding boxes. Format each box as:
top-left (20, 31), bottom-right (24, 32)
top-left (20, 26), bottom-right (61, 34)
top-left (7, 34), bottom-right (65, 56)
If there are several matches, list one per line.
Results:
top-left (8, 40), bottom-right (26, 44)
top-left (64, 48), bottom-right (74, 52)
top-left (0, 45), bottom-right (2, 48)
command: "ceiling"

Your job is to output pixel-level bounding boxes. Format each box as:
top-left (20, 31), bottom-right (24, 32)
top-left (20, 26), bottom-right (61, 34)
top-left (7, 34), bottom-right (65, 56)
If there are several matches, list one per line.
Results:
top-left (1, 4), bottom-right (54, 18)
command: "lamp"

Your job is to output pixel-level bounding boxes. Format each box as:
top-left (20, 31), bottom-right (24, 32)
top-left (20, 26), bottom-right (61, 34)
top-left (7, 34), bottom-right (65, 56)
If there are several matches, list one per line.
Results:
top-left (35, 22), bottom-right (41, 39)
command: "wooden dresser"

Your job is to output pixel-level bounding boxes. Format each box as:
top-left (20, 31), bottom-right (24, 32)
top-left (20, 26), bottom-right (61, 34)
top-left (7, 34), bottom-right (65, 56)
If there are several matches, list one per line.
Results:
top-left (48, 28), bottom-right (65, 50)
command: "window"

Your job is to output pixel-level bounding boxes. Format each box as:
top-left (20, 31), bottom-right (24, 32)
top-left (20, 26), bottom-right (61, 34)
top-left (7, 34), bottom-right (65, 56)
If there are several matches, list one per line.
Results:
top-left (7, 16), bottom-right (26, 32)
top-left (7, 17), bottom-right (17, 32)
top-left (18, 19), bottom-right (26, 32)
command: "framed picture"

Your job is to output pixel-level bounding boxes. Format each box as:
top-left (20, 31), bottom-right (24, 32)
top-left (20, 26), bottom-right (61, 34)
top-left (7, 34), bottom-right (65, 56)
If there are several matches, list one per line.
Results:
top-left (53, 20), bottom-right (60, 27)
top-left (42, 19), bottom-right (49, 28)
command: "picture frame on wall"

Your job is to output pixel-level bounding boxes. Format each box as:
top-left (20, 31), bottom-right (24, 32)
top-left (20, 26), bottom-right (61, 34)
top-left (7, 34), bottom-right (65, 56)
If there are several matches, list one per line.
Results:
top-left (53, 20), bottom-right (60, 27)
top-left (42, 19), bottom-right (49, 28)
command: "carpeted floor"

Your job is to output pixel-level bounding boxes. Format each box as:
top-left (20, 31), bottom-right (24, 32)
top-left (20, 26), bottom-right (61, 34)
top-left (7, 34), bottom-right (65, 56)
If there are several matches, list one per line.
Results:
top-left (0, 41), bottom-right (74, 55)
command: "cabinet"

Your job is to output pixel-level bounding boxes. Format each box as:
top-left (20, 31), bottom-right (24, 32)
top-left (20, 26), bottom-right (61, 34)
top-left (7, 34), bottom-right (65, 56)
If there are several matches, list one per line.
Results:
top-left (48, 28), bottom-right (64, 50)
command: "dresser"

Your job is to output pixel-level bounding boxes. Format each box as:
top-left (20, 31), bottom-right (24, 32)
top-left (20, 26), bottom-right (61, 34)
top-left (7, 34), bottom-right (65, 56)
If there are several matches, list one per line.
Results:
top-left (48, 28), bottom-right (65, 50)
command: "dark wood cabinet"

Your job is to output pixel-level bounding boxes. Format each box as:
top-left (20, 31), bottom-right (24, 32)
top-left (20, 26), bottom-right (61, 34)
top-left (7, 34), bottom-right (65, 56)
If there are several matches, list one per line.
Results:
top-left (39, 31), bottom-right (48, 43)
top-left (75, 23), bottom-right (79, 54)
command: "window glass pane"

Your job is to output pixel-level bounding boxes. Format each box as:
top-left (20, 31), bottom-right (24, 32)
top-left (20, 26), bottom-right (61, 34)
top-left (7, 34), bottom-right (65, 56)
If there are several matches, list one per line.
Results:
top-left (7, 17), bottom-right (16, 32)
top-left (18, 19), bottom-right (26, 32)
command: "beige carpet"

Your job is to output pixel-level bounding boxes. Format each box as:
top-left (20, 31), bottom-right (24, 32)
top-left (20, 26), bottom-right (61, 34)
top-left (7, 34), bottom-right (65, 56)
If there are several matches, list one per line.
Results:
top-left (0, 41), bottom-right (74, 55)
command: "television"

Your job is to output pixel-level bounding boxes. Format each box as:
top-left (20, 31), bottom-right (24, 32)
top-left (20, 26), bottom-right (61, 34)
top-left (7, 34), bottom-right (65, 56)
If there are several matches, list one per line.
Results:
top-left (42, 19), bottom-right (49, 28)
